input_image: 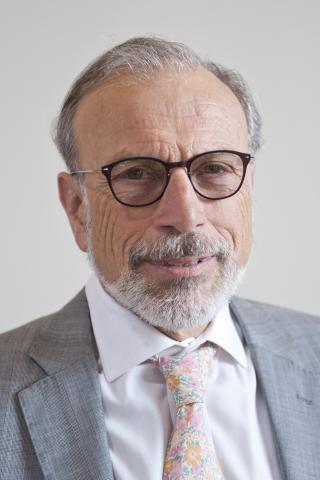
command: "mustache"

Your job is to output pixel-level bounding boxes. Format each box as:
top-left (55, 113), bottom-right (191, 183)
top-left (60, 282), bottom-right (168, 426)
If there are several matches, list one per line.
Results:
top-left (128, 232), bottom-right (232, 267)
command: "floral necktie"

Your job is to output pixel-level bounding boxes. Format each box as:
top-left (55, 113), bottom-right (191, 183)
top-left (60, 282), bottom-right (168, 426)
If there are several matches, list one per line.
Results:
top-left (155, 344), bottom-right (225, 479)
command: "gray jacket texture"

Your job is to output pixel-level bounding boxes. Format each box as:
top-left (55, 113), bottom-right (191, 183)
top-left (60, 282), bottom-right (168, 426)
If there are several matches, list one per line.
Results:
top-left (0, 290), bottom-right (320, 480)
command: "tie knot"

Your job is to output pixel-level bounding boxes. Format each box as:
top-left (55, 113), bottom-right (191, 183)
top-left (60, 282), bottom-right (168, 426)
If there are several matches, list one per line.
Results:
top-left (156, 344), bottom-right (214, 408)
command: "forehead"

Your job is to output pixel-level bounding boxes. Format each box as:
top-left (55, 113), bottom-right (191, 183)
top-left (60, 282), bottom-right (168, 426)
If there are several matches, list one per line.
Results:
top-left (73, 67), bottom-right (248, 164)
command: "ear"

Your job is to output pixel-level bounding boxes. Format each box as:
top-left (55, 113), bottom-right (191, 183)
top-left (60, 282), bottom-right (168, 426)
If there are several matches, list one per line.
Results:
top-left (58, 172), bottom-right (88, 252)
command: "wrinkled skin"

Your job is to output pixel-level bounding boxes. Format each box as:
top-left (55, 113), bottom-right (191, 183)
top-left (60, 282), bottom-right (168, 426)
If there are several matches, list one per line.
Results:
top-left (58, 67), bottom-right (255, 340)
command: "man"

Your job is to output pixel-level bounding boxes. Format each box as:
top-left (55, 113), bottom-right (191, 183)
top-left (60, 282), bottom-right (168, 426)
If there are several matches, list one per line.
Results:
top-left (0, 37), bottom-right (319, 480)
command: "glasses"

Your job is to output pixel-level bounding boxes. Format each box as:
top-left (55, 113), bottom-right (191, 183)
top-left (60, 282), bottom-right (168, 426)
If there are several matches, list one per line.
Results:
top-left (70, 150), bottom-right (253, 207)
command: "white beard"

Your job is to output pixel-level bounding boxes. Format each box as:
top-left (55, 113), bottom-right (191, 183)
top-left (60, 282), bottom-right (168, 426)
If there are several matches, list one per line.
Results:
top-left (98, 261), bottom-right (245, 330)
top-left (83, 191), bottom-right (245, 330)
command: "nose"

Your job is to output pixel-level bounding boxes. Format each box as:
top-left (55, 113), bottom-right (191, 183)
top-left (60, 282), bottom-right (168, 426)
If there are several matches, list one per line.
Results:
top-left (153, 168), bottom-right (207, 234)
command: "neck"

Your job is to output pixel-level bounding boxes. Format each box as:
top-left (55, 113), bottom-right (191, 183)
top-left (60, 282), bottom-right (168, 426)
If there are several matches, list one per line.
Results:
top-left (157, 322), bottom-right (210, 342)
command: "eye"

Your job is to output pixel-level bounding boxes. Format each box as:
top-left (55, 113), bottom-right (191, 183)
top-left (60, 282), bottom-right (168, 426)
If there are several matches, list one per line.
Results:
top-left (124, 167), bottom-right (146, 179)
top-left (114, 166), bottom-right (155, 181)
top-left (194, 162), bottom-right (232, 177)
top-left (201, 162), bottom-right (229, 174)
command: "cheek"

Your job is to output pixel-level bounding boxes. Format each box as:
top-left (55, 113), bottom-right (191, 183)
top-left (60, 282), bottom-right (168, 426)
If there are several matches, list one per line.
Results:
top-left (88, 192), bottom-right (149, 280)
top-left (237, 195), bottom-right (253, 263)
top-left (208, 190), bottom-right (253, 265)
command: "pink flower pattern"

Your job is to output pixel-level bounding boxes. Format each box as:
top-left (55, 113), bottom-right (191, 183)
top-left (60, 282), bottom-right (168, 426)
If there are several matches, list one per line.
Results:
top-left (154, 344), bottom-right (225, 479)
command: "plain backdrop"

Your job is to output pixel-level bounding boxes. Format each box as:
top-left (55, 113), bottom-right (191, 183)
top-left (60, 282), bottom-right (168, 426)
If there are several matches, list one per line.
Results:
top-left (1, 0), bottom-right (319, 334)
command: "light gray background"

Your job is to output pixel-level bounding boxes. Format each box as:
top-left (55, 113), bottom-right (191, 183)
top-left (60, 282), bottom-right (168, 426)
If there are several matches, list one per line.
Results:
top-left (1, 0), bottom-right (319, 334)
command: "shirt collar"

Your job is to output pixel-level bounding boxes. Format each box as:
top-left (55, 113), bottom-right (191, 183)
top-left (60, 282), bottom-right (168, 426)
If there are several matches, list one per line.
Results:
top-left (201, 303), bottom-right (247, 368)
top-left (86, 273), bottom-right (247, 382)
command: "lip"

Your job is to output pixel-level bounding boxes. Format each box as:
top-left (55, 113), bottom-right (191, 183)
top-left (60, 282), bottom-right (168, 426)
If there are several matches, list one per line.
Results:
top-left (141, 256), bottom-right (215, 278)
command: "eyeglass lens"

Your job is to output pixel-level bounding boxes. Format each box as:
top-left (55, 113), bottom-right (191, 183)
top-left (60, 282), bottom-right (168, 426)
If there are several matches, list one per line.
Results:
top-left (109, 152), bottom-right (245, 206)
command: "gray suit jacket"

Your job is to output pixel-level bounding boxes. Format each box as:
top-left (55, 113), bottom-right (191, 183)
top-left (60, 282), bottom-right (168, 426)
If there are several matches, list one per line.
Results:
top-left (0, 290), bottom-right (319, 480)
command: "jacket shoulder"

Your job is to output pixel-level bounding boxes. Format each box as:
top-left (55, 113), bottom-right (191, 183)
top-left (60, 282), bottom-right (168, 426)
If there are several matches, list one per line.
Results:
top-left (231, 297), bottom-right (320, 366)
top-left (0, 289), bottom-right (89, 389)
top-left (1, 288), bottom-right (85, 351)
top-left (231, 297), bottom-right (320, 333)
top-left (232, 296), bottom-right (320, 329)
top-left (0, 316), bottom-right (51, 383)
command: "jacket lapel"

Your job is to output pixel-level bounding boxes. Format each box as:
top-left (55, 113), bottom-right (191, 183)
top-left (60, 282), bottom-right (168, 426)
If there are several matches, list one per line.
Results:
top-left (18, 291), bottom-right (114, 480)
top-left (231, 298), bottom-right (320, 480)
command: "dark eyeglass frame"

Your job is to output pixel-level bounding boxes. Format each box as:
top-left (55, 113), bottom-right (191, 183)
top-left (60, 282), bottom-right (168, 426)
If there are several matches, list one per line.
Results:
top-left (70, 150), bottom-right (253, 207)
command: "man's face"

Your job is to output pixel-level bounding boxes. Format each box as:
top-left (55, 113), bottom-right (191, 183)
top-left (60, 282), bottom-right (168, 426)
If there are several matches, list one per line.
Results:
top-left (61, 67), bottom-right (254, 333)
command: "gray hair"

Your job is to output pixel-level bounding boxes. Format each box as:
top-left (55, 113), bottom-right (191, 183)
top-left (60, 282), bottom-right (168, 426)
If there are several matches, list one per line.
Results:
top-left (53, 36), bottom-right (262, 171)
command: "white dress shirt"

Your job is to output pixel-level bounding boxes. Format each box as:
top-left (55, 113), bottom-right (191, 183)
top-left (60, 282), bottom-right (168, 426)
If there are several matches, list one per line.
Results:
top-left (86, 274), bottom-right (282, 480)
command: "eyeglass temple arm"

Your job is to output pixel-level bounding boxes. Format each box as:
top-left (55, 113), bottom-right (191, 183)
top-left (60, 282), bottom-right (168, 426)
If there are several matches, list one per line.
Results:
top-left (70, 168), bottom-right (103, 175)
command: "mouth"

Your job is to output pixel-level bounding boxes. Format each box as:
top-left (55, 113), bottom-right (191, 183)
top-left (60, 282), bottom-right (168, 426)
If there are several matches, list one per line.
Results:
top-left (142, 255), bottom-right (215, 278)
top-left (150, 256), bottom-right (212, 267)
